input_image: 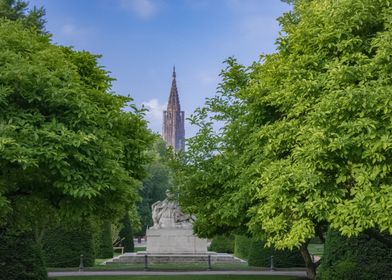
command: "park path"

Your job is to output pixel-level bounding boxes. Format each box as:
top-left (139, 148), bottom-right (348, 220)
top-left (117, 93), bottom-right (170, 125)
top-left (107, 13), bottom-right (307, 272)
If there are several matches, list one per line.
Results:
top-left (49, 270), bottom-right (307, 277)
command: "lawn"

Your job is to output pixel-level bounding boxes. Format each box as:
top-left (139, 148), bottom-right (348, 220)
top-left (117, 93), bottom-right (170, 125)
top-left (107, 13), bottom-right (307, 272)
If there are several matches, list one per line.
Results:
top-left (52, 276), bottom-right (306, 280)
top-left (307, 244), bottom-right (324, 256)
top-left (48, 263), bottom-right (276, 272)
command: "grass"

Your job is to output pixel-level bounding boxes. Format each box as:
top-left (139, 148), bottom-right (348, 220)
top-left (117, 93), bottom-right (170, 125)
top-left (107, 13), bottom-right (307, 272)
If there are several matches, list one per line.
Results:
top-left (307, 244), bottom-right (324, 256)
top-left (134, 247), bottom-right (147, 252)
top-left (52, 276), bottom-right (306, 280)
top-left (48, 263), bottom-right (278, 272)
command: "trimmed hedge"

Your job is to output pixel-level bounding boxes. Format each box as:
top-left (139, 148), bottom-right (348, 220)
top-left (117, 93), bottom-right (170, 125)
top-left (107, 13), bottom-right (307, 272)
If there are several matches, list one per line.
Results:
top-left (234, 235), bottom-right (252, 260)
top-left (119, 213), bottom-right (134, 253)
top-left (234, 235), bottom-right (305, 268)
top-left (317, 230), bottom-right (392, 280)
top-left (97, 220), bottom-right (113, 258)
top-left (0, 229), bottom-right (47, 280)
top-left (42, 223), bottom-right (95, 268)
top-left (208, 235), bottom-right (234, 253)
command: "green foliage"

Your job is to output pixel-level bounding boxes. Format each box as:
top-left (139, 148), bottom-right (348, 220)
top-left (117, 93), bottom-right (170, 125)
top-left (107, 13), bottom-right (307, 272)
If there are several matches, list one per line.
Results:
top-left (97, 220), bottom-right (113, 259)
top-left (137, 138), bottom-right (172, 235)
top-left (235, 236), bottom-right (304, 268)
top-left (234, 235), bottom-right (252, 260)
top-left (119, 212), bottom-right (135, 252)
top-left (208, 235), bottom-right (234, 253)
top-left (0, 0), bottom-right (46, 32)
top-left (42, 222), bottom-right (95, 268)
top-left (0, 229), bottom-right (47, 280)
top-left (317, 230), bottom-right (392, 280)
top-left (174, 0), bottom-right (392, 253)
top-left (0, 19), bottom-right (153, 232)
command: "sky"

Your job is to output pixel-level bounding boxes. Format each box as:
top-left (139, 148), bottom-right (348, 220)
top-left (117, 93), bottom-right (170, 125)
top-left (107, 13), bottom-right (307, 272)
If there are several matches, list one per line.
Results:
top-left (28, 0), bottom-right (291, 137)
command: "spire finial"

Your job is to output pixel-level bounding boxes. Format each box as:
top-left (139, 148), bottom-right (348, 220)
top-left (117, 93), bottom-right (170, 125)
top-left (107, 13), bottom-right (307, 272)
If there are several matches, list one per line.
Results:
top-left (173, 65), bottom-right (176, 79)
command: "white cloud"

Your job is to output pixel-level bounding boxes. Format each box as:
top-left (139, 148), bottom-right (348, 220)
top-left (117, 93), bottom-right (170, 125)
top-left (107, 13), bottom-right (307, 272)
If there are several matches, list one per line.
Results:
top-left (119, 0), bottom-right (159, 19)
top-left (60, 21), bottom-right (95, 48)
top-left (142, 98), bottom-right (166, 132)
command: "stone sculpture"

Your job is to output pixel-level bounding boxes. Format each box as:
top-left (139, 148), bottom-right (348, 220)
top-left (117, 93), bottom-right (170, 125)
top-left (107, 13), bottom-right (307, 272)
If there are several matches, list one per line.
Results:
top-left (151, 192), bottom-right (194, 229)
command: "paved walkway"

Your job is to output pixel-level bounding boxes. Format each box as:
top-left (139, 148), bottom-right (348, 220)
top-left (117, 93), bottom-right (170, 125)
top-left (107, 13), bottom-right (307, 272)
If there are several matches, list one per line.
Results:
top-left (49, 270), bottom-right (307, 277)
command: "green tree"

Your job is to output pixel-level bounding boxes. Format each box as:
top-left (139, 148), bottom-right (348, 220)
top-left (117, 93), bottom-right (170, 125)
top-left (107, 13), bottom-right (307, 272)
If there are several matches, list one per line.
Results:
top-left (0, 0), bottom-right (46, 32)
top-left (137, 138), bottom-right (171, 235)
top-left (0, 18), bottom-right (153, 277)
top-left (119, 212), bottom-right (135, 252)
top-left (174, 0), bottom-right (392, 278)
top-left (97, 220), bottom-right (113, 258)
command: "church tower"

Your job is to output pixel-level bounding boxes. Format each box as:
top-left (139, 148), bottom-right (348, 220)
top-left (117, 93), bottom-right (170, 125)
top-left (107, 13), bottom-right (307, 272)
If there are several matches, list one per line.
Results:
top-left (163, 67), bottom-right (185, 151)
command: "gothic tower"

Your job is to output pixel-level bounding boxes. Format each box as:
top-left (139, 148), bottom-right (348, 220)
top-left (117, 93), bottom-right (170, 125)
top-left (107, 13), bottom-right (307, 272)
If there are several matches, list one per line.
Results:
top-left (163, 67), bottom-right (185, 151)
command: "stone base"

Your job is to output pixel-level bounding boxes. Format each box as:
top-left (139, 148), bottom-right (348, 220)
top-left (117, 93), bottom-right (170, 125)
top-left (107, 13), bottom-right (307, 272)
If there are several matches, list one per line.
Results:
top-left (105, 252), bottom-right (246, 265)
top-left (146, 228), bottom-right (208, 254)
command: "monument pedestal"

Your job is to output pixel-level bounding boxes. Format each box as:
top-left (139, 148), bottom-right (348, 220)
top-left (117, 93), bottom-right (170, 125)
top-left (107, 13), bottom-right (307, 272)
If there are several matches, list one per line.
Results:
top-left (146, 228), bottom-right (207, 254)
top-left (105, 193), bottom-right (245, 265)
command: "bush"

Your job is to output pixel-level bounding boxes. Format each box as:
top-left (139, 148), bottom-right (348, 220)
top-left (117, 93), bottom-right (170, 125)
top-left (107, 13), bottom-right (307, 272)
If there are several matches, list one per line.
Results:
top-left (119, 213), bottom-right (134, 253)
top-left (234, 235), bottom-right (252, 260)
top-left (208, 235), bottom-right (234, 253)
top-left (317, 230), bottom-right (392, 280)
top-left (42, 222), bottom-right (95, 267)
top-left (97, 220), bottom-right (113, 258)
top-left (0, 229), bottom-right (47, 280)
top-left (234, 235), bottom-right (305, 268)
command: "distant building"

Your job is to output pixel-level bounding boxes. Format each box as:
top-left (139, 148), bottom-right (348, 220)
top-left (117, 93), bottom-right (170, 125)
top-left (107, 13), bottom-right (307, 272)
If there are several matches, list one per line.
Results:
top-left (162, 67), bottom-right (185, 151)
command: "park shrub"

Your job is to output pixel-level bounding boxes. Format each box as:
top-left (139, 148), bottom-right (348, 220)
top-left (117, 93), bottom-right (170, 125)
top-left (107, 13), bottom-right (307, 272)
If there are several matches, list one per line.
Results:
top-left (0, 229), bottom-right (47, 280)
top-left (234, 235), bottom-right (252, 260)
top-left (208, 235), bottom-right (234, 253)
top-left (119, 213), bottom-right (134, 252)
top-left (42, 222), bottom-right (95, 267)
top-left (235, 235), bottom-right (305, 268)
top-left (96, 220), bottom-right (113, 258)
top-left (317, 230), bottom-right (392, 280)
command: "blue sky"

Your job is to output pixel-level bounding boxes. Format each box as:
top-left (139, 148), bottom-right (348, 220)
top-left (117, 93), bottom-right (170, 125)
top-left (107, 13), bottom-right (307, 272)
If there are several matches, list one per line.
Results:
top-left (28, 0), bottom-right (291, 137)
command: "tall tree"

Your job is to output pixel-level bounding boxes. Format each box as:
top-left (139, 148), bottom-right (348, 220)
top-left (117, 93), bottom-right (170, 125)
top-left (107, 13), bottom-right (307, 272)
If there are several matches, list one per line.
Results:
top-left (174, 0), bottom-right (392, 279)
top-left (0, 18), bottom-right (153, 236)
top-left (137, 138), bottom-right (171, 236)
top-left (0, 0), bottom-right (46, 32)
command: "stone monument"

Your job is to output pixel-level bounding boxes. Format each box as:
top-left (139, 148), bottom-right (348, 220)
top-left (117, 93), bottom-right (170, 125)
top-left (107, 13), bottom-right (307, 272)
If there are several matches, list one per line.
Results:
top-left (106, 192), bottom-right (245, 264)
top-left (146, 191), bottom-right (208, 254)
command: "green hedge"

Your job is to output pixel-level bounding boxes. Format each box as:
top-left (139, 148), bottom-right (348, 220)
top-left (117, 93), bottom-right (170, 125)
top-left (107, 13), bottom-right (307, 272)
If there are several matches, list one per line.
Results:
top-left (234, 235), bottom-right (252, 260)
top-left (0, 229), bottom-right (47, 280)
top-left (119, 213), bottom-right (134, 253)
top-left (208, 235), bottom-right (234, 253)
top-left (234, 235), bottom-right (305, 268)
top-left (42, 223), bottom-right (95, 268)
top-left (97, 220), bottom-right (113, 258)
top-left (317, 230), bottom-right (392, 280)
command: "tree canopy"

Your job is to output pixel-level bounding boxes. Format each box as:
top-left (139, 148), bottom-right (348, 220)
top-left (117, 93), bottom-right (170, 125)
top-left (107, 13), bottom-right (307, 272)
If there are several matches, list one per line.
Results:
top-left (0, 0), bottom-right (46, 32)
top-left (174, 0), bottom-right (392, 278)
top-left (0, 19), bottom-right (154, 232)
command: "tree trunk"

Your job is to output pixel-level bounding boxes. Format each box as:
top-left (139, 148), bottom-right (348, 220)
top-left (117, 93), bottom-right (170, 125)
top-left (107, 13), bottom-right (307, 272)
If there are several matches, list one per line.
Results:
top-left (299, 243), bottom-right (317, 280)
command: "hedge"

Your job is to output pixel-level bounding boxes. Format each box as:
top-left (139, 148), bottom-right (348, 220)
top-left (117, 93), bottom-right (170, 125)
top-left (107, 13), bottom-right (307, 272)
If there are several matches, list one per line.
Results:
top-left (208, 235), bottom-right (234, 253)
top-left (317, 230), bottom-right (392, 280)
top-left (42, 223), bottom-right (95, 267)
top-left (96, 220), bottom-right (113, 258)
top-left (119, 213), bottom-right (134, 253)
top-left (234, 235), bottom-right (252, 260)
top-left (234, 235), bottom-right (305, 268)
top-left (0, 229), bottom-right (47, 280)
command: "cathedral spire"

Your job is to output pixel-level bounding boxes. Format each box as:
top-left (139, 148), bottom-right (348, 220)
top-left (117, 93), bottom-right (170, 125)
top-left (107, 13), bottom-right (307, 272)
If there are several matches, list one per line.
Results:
top-left (167, 65), bottom-right (180, 111)
top-left (163, 67), bottom-right (185, 151)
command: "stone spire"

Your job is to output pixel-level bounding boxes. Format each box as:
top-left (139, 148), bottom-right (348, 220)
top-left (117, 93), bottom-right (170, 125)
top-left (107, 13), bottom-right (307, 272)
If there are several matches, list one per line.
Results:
top-left (163, 67), bottom-right (185, 151)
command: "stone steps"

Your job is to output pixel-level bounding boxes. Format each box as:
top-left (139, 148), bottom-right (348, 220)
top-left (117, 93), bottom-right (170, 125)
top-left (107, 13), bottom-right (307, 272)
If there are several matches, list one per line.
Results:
top-left (105, 253), bottom-right (246, 265)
